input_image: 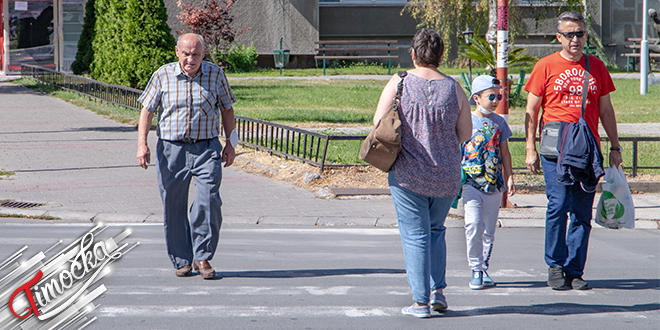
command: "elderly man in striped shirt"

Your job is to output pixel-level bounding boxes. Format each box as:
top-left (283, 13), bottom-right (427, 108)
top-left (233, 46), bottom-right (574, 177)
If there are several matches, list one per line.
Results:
top-left (136, 33), bottom-right (236, 280)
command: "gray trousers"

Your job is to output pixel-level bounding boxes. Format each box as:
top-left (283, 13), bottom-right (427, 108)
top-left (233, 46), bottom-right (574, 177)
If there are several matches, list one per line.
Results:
top-left (157, 138), bottom-right (224, 269)
top-left (462, 185), bottom-right (502, 272)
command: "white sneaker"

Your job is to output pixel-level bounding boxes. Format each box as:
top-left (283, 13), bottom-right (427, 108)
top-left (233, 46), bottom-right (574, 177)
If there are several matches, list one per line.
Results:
top-left (430, 291), bottom-right (448, 311)
top-left (401, 304), bottom-right (431, 318)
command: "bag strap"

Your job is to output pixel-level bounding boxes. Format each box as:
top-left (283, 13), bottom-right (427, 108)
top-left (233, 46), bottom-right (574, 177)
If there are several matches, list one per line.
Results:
top-left (393, 71), bottom-right (407, 109)
top-left (581, 55), bottom-right (590, 118)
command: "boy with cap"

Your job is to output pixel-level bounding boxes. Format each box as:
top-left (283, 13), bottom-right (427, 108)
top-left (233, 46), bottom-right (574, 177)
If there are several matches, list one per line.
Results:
top-left (460, 75), bottom-right (515, 290)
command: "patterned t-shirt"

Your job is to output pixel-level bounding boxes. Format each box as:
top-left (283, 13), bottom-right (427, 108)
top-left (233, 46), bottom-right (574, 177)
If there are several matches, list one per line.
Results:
top-left (461, 113), bottom-right (512, 193)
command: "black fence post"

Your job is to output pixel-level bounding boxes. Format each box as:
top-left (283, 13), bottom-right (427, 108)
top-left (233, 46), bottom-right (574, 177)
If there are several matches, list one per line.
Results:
top-left (632, 139), bottom-right (638, 177)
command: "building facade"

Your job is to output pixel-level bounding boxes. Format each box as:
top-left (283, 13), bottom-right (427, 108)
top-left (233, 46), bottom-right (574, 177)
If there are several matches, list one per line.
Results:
top-left (1, 0), bottom-right (84, 74)
top-left (1, 0), bottom-right (659, 74)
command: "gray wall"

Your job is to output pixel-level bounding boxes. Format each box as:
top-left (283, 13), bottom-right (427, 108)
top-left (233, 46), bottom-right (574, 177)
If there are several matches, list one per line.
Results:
top-left (164, 0), bottom-right (318, 68)
top-left (233, 0), bottom-right (319, 68)
top-left (161, 0), bottom-right (660, 70)
top-left (605, 0), bottom-right (660, 68)
top-left (319, 3), bottom-right (418, 67)
top-left (232, 0), bottom-right (318, 55)
top-left (513, 2), bottom-right (602, 58)
top-left (514, 0), bottom-right (660, 69)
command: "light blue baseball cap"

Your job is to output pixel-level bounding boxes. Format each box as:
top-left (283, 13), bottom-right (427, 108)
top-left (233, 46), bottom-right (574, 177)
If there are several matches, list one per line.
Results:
top-left (469, 75), bottom-right (502, 105)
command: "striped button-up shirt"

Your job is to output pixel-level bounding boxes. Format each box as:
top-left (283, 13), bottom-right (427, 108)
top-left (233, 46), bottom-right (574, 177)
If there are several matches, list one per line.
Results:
top-left (138, 61), bottom-right (235, 141)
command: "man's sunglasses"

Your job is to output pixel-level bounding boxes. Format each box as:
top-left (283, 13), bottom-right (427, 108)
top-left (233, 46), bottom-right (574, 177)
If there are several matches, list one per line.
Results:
top-left (559, 31), bottom-right (586, 39)
top-left (487, 93), bottom-right (502, 101)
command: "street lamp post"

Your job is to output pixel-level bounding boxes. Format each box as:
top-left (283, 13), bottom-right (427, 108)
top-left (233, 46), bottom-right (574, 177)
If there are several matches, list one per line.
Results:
top-left (641, 0), bottom-right (649, 95)
top-left (462, 27), bottom-right (474, 81)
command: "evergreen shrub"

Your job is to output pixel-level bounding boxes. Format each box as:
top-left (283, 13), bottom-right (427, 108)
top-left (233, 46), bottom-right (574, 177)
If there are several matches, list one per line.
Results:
top-left (71, 0), bottom-right (95, 74)
top-left (91, 0), bottom-right (176, 89)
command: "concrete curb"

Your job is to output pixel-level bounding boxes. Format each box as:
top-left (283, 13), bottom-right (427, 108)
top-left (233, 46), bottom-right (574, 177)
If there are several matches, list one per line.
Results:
top-left (45, 210), bottom-right (97, 222)
top-left (1, 207), bottom-right (657, 229)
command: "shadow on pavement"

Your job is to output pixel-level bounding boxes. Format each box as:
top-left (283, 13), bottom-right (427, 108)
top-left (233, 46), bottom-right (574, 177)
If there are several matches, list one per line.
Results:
top-left (0, 127), bottom-right (136, 135)
top-left (493, 281), bottom-right (548, 288)
top-left (495, 278), bottom-right (659, 290)
top-left (0, 84), bottom-right (44, 95)
top-left (440, 302), bottom-right (660, 317)
top-left (220, 268), bottom-right (406, 278)
top-left (588, 278), bottom-right (660, 290)
top-left (70, 126), bottom-right (137, 132)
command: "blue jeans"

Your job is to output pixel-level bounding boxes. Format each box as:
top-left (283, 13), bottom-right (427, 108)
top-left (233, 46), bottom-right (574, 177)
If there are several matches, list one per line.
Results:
top-left (157, 139), bottom-right (224, 269)
top-left (389, 173), bottom-right (453, 304)
top-left (541, 156), bottom-right (594, 278)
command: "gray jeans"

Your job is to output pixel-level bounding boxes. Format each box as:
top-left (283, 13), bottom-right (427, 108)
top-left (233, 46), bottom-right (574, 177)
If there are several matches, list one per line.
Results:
top-left (157, 138), bottom-right (224, 269)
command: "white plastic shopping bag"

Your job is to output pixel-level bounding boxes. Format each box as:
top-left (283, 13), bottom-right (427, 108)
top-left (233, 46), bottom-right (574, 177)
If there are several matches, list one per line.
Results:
top-left (595, 165), bottom-right (635, 229)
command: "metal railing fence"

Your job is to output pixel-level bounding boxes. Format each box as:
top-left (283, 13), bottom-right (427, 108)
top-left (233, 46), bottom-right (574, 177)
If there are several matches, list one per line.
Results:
top-left (508, 137), bottom-right (660, 177)
top-left (236, 116), bottom-right (365, 173)
top-left (21, 64), bottom-right (143, 110)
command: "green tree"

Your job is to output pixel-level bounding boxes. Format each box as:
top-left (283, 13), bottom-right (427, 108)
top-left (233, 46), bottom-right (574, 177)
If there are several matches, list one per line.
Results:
top-left (71, 0), bottom-right (96, 74)
top-left (402, 0), bottom-right (588, 64)
top-left (177, 0), bottom-right (243, 66)
top-left (403, 0), bottom-right (489, 62)
top-left (461, 36), bottom-right (538, 69)
top-left (91, 0), bottom-right (176, 89)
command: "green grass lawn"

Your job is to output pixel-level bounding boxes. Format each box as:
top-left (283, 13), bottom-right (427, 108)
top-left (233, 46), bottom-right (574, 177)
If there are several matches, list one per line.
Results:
top-left (226, 63), bottom-right (488, 77)
top-left (231, 77), bottom-right (660, 127)
top-left (608, 79), bottom-right (660, 123)
top-left (13, 73), bottom-right (660, 171)
top-left (231, 79), bottom-right (385, 124)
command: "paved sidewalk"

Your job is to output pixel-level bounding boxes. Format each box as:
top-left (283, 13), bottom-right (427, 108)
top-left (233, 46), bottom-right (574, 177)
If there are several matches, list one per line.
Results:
top-left (0, 81), bottom-right (658, 229)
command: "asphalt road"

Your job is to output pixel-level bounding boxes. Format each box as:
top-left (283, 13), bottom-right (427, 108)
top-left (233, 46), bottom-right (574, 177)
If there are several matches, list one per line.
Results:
top-left (0, 219), bottom-right (658, 330)
top-left (0, 219), bottom-right (660, 329)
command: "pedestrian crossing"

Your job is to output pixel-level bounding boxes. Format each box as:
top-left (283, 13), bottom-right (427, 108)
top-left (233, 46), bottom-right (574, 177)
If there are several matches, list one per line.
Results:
top-left (0, 221), bottom-right (657, 330)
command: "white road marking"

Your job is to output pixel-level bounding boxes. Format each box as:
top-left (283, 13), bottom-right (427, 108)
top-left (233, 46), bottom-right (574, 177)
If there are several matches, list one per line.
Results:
top-left (99, 305), bottom-right (401, 318)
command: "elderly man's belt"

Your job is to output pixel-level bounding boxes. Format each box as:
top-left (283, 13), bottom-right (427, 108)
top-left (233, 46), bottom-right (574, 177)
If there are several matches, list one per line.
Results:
top-left (176, 137), bottom-right (213, 144)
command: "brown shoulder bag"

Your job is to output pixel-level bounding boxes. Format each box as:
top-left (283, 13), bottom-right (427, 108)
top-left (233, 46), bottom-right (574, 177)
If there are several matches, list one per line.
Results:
top-left (359, 71), bottom-right (407, 172)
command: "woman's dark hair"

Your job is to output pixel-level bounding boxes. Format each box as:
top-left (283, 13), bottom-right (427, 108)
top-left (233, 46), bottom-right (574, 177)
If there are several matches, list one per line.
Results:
top-left (410, 28), bottom-right (444, 67)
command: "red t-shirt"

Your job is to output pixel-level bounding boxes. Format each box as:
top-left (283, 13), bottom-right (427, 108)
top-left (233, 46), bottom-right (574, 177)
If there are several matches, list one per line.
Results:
top-left (524, 52), bottom-right (616, 140)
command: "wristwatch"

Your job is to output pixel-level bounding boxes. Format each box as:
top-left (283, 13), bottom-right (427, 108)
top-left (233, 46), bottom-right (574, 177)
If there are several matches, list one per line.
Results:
top-left (610, 146), bottom-right (622, 153)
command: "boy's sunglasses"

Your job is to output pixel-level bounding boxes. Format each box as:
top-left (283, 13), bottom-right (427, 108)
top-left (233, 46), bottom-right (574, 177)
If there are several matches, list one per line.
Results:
top-left (559, 31), bottom-right (586, 39)
top-left (487, 93), bottom-right (502, 101)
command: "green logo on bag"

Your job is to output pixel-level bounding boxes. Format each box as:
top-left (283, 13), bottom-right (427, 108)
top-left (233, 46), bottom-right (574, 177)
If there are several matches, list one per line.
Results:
top-left (600, 191), bottom-right (625, 220)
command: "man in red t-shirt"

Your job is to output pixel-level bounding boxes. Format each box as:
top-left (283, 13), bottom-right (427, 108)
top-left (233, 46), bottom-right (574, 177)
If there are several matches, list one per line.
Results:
top-left (524, 11), bottom-right (623, 291)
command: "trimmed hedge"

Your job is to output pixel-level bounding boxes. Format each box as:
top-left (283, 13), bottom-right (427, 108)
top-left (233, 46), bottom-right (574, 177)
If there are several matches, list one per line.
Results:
top-left (90, 0), bottom-right (176, 89)
top-left (70, 0), bottom-right (95, 74)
